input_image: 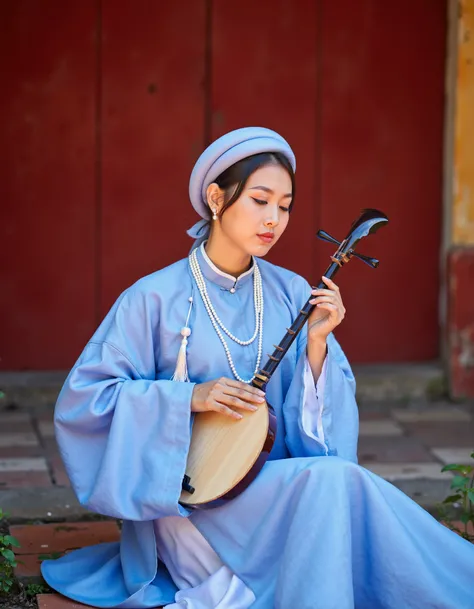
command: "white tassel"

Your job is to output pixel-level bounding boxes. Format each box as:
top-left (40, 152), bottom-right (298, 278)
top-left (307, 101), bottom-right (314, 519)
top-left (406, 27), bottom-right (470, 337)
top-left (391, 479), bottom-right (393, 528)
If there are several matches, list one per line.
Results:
top-left (171, 297), bottom-right (193, 382)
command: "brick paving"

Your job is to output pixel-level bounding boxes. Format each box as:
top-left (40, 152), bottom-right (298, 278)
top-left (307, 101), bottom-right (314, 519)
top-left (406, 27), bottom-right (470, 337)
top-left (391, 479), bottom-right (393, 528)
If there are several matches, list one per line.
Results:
top-left (0, 410), bottom-right (68, 492)
top-left (10, 522), bottom-right (121, 580)
top-left (0, 401), bottom-right (473, 607)
top-left (36, 594), bottom-right (162, 609)
top-left (37, 596), bottom-right (97, 609)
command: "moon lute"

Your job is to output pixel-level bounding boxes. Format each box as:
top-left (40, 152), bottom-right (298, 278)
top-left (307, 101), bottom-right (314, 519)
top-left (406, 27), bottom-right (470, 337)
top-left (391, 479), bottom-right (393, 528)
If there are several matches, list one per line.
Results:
top-left (180, 208), bottom-right (389, 509)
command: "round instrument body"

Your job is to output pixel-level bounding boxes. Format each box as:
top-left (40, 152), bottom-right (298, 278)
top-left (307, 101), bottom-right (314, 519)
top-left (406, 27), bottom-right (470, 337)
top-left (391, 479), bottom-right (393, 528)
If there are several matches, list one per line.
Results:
top-left (179, 400), bottom-right (276, 509)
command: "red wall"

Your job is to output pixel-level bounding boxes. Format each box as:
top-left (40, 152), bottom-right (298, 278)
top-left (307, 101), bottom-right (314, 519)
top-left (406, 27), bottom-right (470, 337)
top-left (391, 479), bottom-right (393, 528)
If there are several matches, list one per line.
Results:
top-left (0, 1), bottom-right (97, 369)
top-left (320, 0), bottom-right (446, 361)
top-left (0, 0), bottom-right (446, 369)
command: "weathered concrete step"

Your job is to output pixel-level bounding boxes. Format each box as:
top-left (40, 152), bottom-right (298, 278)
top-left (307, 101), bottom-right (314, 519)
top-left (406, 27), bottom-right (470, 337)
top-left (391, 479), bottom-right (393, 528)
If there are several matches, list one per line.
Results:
top-left (0, 372), bottom-right (67, 409)
top-left (0, 362), bottom-right (447, 407)
top-left (353, 361), bottom-right (446, 403)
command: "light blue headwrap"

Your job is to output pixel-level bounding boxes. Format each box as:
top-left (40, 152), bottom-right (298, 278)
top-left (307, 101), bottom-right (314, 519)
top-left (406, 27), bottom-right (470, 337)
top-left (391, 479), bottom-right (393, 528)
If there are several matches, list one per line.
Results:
top-left (187, 126), bottom-right (296, 251)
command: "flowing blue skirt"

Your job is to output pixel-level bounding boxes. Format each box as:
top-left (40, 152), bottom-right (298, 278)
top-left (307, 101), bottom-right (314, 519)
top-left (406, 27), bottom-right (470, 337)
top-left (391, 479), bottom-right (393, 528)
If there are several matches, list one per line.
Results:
top-left (42, 455), bottom-right (474, 608)
top-left (190, 456), bottom-right (474, 609)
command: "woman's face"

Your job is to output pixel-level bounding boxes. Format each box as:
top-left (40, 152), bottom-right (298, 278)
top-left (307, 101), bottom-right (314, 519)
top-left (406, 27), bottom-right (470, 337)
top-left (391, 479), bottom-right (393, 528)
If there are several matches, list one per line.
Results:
top-left (213, 163), bottom-right (293, 257)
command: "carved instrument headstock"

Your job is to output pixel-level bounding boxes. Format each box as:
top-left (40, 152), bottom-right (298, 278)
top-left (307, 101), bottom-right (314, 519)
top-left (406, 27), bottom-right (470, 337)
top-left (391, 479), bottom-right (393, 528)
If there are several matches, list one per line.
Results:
top-left (252, 208), bottom-right (389, 392)
top-left (317, 208), bottom-right (389, 269)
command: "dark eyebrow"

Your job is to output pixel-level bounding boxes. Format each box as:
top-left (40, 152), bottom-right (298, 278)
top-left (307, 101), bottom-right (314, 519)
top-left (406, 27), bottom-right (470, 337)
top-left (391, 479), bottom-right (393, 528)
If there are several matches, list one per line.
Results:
top-left (249, 185), bottom-right (292, 198)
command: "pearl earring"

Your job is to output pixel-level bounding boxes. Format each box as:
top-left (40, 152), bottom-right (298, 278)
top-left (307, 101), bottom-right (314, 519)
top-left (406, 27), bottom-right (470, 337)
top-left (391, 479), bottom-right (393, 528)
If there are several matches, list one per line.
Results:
top-left (212, 209), bottom-right (218, 220)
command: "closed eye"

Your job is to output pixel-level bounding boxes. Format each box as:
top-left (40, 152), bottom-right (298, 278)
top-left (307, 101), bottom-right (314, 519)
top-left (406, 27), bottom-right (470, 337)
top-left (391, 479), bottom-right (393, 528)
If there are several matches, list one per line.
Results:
top-left (252, 197), bottom-right (290, 212)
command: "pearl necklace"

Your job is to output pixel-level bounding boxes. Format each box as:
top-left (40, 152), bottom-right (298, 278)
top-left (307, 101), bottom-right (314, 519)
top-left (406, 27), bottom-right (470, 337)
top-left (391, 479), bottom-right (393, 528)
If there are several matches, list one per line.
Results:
top-left (189, 248), bottom-right (264, 383)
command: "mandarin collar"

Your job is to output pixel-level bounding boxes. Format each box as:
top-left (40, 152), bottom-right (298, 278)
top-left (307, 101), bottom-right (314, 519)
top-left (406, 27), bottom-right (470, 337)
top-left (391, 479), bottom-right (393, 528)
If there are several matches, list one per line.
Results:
top-left (195, 241), bottom-right (255, 292)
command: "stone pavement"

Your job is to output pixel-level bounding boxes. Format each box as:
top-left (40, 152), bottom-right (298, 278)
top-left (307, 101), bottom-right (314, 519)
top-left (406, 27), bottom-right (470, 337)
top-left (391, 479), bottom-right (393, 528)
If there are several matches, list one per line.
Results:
top-left (0, 399), bottom-right (473, 607)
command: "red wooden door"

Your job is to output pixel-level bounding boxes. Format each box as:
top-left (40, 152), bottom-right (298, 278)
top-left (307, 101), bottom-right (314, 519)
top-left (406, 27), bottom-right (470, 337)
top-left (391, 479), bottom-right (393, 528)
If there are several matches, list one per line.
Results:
top-left (319, 0), bottom-right (446, 362)
top-left (0, 1), bottom-right (97, 369)
top-left (0, 0), bottom-right (446, 369)
top-left (100, 0), bottom-right (207, 316)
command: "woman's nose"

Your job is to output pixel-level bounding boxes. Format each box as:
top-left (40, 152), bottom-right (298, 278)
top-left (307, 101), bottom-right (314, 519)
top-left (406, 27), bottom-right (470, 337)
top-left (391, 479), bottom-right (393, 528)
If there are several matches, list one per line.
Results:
top-left (264, 208), bottom-right (280, 227)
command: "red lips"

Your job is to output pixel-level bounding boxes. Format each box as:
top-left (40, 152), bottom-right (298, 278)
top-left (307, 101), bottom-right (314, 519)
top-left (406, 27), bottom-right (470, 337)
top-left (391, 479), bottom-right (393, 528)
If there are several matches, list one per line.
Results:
top-left (257, 233), bottom-right (275, 244)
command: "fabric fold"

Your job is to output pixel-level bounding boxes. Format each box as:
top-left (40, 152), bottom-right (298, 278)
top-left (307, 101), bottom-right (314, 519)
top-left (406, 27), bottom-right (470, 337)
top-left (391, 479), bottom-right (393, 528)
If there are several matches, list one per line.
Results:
top-left (54, 340), bottom-right (195, 521)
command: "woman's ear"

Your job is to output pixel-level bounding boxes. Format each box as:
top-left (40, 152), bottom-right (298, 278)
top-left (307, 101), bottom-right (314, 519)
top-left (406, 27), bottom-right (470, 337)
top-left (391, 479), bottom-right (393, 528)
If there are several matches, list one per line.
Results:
top-left (206, 183), bottom-right (225, 214)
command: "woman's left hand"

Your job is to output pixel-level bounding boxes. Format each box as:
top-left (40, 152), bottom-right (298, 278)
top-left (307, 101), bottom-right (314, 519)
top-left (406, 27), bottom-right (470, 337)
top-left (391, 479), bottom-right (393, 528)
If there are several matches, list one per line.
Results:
top-left (307, 276), bottom-right (346, 341)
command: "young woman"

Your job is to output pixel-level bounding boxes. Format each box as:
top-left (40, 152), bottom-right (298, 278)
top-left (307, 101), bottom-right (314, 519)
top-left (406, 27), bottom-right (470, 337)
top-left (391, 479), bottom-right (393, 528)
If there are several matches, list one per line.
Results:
top-left (42, 127), bottom-right (474, 609)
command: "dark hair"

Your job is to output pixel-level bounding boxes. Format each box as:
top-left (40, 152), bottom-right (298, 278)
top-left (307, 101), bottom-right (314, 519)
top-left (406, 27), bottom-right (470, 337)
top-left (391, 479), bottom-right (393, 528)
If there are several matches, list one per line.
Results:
top-left (213, 152), bottom-right (295, 217)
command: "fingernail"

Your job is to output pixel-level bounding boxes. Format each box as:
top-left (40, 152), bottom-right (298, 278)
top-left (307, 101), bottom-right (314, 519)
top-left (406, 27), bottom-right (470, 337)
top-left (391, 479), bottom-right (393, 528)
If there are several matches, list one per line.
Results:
top-left (235, 413), bottom-right (243, 420)
top-left (257, 390), bottom-right (265, 396)
top-left (249, 405), bottom-right (258, 411)
top-left (257, 396), bottom-right (265, 402)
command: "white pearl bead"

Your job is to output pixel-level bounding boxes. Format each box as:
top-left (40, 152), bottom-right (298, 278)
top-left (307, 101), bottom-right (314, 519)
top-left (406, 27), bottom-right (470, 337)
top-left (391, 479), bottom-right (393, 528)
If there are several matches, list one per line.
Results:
top-left (181, 327), bottom-right (191, 337)
top-left (189, 250), bottom-right (261, 345)
top-left (189, 249), bottom-right (264, 383)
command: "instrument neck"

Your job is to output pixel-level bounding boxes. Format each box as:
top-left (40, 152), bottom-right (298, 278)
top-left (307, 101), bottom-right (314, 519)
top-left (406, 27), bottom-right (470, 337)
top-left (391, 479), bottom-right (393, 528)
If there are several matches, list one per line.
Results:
top-left (251, 260), bottom-right (341, 392)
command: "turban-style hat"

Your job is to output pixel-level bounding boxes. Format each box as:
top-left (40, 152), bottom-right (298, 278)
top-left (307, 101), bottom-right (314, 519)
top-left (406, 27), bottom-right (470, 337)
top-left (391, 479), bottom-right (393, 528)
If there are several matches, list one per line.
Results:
top-left (187, 126), bottom-right (296, 250)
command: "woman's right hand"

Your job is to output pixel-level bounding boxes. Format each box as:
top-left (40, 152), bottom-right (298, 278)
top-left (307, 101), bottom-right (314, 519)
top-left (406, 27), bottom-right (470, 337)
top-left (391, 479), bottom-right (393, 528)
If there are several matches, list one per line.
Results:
top-left (191, 377), bottom-right (266, 420)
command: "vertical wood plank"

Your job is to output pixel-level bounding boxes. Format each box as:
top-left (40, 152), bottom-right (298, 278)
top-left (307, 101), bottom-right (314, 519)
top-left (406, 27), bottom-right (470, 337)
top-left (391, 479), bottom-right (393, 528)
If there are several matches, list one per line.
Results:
top-left (320, 0), bottom-right (446, 361)
top-left (0, 1), bottom-right (97, 369)
top-left (100, 0), bottom-right (206, 315)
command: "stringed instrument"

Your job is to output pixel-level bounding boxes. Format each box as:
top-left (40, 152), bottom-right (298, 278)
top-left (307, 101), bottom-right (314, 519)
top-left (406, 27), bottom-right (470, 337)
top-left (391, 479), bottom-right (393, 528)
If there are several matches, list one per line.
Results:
top-left (180, 208), bottom-right (388, 509)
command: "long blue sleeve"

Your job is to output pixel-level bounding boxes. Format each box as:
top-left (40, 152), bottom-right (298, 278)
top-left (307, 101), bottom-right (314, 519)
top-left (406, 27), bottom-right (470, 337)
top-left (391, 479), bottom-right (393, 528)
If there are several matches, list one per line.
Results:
top-left (54, 284), bottom-right (195, 521)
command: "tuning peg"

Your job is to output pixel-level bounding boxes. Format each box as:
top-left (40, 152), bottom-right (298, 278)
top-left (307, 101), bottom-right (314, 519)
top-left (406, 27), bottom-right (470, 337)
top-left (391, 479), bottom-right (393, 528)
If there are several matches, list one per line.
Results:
top-left (317, 229), bottom-right (379, 268)
top-left (350, 250), bottom-right (380, 268)
top-left (316, 230), bottom-right (340, 246)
